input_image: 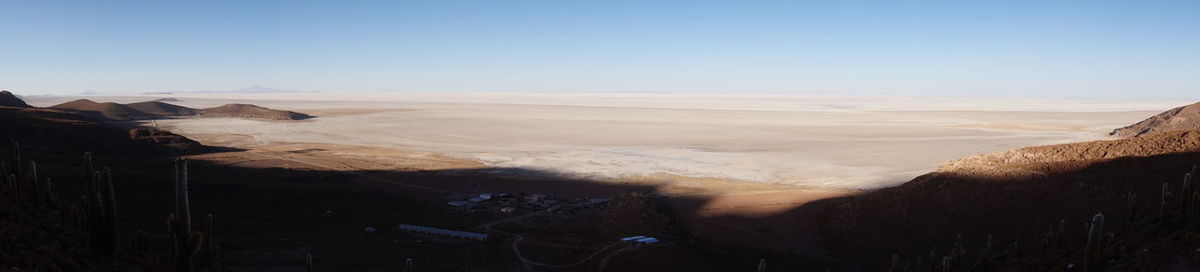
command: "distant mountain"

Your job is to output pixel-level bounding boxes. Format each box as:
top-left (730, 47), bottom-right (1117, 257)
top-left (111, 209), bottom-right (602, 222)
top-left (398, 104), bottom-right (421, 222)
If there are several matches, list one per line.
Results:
top-left (143, 85), bottom-right (306, 95)
top-left (1110, 102), bottom-right (1200, 137)
top-left (124, 101), bottom-right (198, 116)
top-left (228, 84), bottom-right (303, 94)
top-left (50, 99), bottom-right (158, 120)
top-left (0, 90), bottom-right (32, 108)
top-left (199, 103), bottom-right (314, 120)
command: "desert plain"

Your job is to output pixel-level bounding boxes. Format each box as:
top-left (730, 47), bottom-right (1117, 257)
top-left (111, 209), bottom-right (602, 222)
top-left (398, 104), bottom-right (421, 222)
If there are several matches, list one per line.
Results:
top-left (24, 93), bottom-right (1182, 189)
top-left (19, 93), bottom-right (1191, 266)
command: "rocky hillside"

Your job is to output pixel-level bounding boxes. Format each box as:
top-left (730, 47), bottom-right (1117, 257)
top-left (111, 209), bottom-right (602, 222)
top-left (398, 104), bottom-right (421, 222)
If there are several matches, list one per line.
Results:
top-left (939, 130), bottom-right (1200, 178)
top-left (199, 103), bottom-right (313, 120)
top-left (1111, 102), bottom-right (1200, 137)
top-left (50, 99), bottom-right (158, 121)
top-left (0, 90), bottom-right (32, 108)
top-left (825, 129), bottom-right (1200, 271)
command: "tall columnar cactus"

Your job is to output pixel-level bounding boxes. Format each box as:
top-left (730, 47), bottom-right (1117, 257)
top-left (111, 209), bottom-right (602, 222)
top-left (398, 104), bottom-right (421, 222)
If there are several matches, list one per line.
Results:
top-left (83, 152), bottom-right (95, 196)
top-left (758, 258), bottom-right (767, 272)
top-left (131, 229), bottom-right (150, 255)
top-left (205, 213), bottom-right (219, 268)
top-left (1190, 192), bottom-right (1200, 232)
top-left (98, 168), bottom-right (119, 259)
top-left (887, 254), bottom-right (898, 272)
top-left (6, 174), bottom-right (15, 203)
top-left (43, 177), bottom-right (55, 209)
top-left (67, 203), bottom-right (88, 229)
top-left (87, 170), bottom-right (104, 255)
top-left (306, 254), bottom-right (313, 272)
top-left (1182, 172), bottom-right (1194, 222)
top-left (10, 140), bottom-right (20, 182)
top-left (1162, 182), bottom-right (1172, 220)
top-left (1084, 213), bottom-right (1105, 272)
top-left (8, 140), bottom-right (21, 201)
top-left (927, 250), bottom-right (936, 272)
top-left (168, 158), bottom-right (204, 272)
top-left (1125, 191), bottom-right (1137, 221)
top-left (976, 234), bottom-right (993, 267)
top-left (29, 161), bottom-right (38, 205)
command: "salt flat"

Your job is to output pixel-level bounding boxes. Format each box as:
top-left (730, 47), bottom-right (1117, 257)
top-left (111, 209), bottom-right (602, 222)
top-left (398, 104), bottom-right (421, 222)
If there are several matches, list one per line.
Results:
top-left (26, 93), bottom-right (1186, 189)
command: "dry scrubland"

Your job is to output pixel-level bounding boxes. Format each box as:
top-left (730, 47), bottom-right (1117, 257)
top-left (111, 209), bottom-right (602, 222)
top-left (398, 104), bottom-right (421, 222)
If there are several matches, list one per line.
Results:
top-left (27, 93), bottom-right (1183, 189)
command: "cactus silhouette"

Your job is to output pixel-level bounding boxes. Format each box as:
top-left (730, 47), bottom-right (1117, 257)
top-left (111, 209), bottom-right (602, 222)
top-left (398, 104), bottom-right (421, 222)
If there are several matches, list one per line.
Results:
top-left (1182, 172), bottom-right (1194, 222)
top-left (99, 168), bottom-right (119, 259)
top-left (168, 158), bottom-right (205, 272)
top-left (306, 254), bottom-right (313, 272)
top-left (1084, 212), bottom-right (1105, 272)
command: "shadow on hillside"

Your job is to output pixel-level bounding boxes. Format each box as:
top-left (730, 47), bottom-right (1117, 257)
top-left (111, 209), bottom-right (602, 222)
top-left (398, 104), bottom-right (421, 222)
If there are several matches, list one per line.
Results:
top-left (14, 146), bottom-right (855, 271)
top-left (824, 148), bottom-right (1200, 271)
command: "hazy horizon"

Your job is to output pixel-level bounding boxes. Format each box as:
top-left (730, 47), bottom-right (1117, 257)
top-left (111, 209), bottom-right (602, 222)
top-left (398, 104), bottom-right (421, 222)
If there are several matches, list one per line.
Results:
top-left (3, 1), bottom-right (1199, 99)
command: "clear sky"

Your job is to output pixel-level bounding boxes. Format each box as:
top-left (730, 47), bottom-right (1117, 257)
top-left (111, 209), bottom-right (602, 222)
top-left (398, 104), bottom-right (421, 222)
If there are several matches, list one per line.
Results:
top-left (1, 1), bottom-right (1197, 98)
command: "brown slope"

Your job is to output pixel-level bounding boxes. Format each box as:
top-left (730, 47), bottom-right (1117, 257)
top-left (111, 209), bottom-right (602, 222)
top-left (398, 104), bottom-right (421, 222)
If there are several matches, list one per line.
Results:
top-left (0, 90), bottom-right (32, 108)
top-left (825, 130), bottom-right (1200, 271)
top-left (0, 106), bottom-right (201, 154)
top-left (49, 99), bottom-right (159, 120)
top-left (199, 103), bottom-right (313, 120)
top-left (124, 101), bottom-right (198, 116)
top-left (1111, 102), bottom-right (1200, 137)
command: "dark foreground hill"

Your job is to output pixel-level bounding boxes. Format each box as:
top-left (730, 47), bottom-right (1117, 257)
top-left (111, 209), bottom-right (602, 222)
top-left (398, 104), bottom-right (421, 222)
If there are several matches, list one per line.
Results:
top-left (0, 90), bottom-right (32, 108)
top-left (826, 129), bottom-right (1200, 271)
top-left (49, 99), bottom-right (158, 121)
top-left (1111, 102), bottom-right (1200, 137)
top-left (124, 101), bottom-right (198, 117)
top-left (199, 103), bottom-right (313, 120)
top-left (0, 106), bottom-right (201, 154)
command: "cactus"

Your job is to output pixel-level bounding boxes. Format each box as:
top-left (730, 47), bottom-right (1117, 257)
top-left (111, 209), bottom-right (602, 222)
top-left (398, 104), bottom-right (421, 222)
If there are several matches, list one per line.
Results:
top-left (207, 213), bottom-right (216, 257)
top-left (1162, 182), bottom-right (1172, 220)
top-left (67, 203), bottom-right (88, 229)
top-left (758, 258), bottom-right (767, 272)
top-left (83, 152), bottom-right (95, 196)
top-left (10, 140), bottom-right (20, 182)
top-left (405, 258), bottom-right (413, 272)
top-left (6, 174), bottom-right (15, 204)
top-left (168, 158), bottom-right (205, 272)
top-left (44, 177), bottom-right (56, 209)
top-left (1125, 191), bottom-right (1137, 222)
top-left (887, 254), bottom-right (898, 272)
top-left (211, 244), bottom-right (222, 272)
top-left (927, 250), bottom-right (936, 272)
top-left (306, 254), bottom-right (313, 272)
top-left (1084, 212), bottom-right (1105, 272)
top-left (97, 168), bottom-right (119, 259)
top-left (976, 234), bottom-right (993, 268)
top-left (1190, 192), bottom-right (1200, 232)
top-left (29, 161), bottom-right (37, 205)
top-left (1182, 172), bottom-right (1194, 222)
top-left (131, 229), bottom-right (151, 255)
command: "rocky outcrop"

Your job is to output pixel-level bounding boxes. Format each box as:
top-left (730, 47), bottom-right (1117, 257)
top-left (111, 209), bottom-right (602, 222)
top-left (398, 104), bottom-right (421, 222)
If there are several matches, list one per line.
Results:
top-left (1111, 102), bottom-right (1200, 137)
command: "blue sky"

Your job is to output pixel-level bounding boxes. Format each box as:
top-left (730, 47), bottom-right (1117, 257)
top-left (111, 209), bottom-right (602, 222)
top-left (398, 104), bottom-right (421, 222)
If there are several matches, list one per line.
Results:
top-left (1, 1), bottom-right (1197, 98)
